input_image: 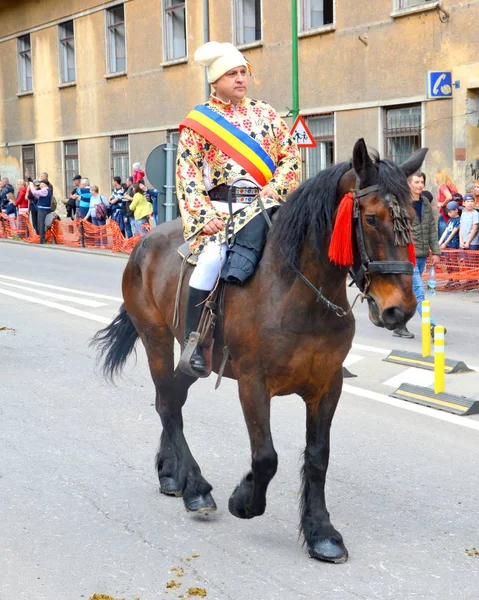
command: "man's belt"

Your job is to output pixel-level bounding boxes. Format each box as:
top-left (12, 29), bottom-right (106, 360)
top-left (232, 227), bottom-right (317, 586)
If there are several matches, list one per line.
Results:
top-left (209, 184), bottom-right (260, 205)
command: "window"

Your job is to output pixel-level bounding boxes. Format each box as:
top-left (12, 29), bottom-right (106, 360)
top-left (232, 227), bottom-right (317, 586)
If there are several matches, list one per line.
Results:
top-left (17, 34), bottom-right (33, 92)
top-left (300, 0), bottom-right (334, 31)
top-left (111, 135), bottom-right (129, 182)
top-left (384, 105), bottom-right (421, 165)
top-left (396, 0), bottom-right (434, 8)
top-left (58, 21), bottom-right (76, 83)
top-left (302, 114), bottom-right (334, 179)
top-left (234, 0), bottom-right (262, 45)
top-left (22, 145), bottom-right (36, 179)
top-left (106, 5), bottom-right (126, 73)
top-left (163, 0), bottom-right (186, 61)
top-left (64, 140), bottom-right (79, 194)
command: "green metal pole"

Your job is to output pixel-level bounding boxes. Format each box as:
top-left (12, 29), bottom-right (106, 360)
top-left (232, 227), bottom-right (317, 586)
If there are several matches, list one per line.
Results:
top-left (291, 0), bottom-right (299, 120)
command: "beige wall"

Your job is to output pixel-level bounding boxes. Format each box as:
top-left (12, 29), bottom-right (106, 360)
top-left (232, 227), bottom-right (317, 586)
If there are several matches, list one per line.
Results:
top-left (1, 0), bottom-right (478, 198)
top-left (335, 108), bottom-right (379, 163)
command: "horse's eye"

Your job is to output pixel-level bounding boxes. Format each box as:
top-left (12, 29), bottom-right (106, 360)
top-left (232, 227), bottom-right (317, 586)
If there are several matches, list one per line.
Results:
top-left (365, 215), bottom-right (376, 226)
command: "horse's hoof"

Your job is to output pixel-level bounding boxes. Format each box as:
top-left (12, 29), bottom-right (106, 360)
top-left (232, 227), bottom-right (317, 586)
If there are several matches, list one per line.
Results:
top-left (308, 539), bottom-right (349, 564)
top-left (184, 492), bottom-right (217, 515)
top-left (228, 485), bottom-right (263, 519)
top-left (159, 477), bottom-right (183, 497)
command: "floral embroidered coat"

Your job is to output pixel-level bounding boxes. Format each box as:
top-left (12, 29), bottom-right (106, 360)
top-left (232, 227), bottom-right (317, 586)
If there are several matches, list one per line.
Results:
top-left (176, 95), bottom-right (301, 254)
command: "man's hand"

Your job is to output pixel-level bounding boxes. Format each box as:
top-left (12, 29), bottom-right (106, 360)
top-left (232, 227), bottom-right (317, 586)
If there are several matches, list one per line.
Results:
top-left (431, 254), bottom-right (440, 265)
top-left (203, 218), bottom-right (224, 235)
top-left (259, 186), bottom-right (279, 200)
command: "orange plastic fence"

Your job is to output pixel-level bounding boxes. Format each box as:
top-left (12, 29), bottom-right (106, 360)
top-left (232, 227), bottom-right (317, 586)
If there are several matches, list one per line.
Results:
top-left (424, 250), bottom-right (479, 292)
top-left (3, 212), bottom-right (477, 292)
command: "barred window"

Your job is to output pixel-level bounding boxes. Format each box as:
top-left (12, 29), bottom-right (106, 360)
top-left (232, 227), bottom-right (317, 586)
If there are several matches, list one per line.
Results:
top-left (64, 140), bottom-right (79, 195)
top-left (302, 114), bottom-right (334, 179)
top-left (18, 34), bottom-right (33, 92)
top-left (59, 21), bottom-right (76, 83)
top-left (300, 0), bottom-right (334, 31)
top-left (234, 0), bottom-right (262, 45)
top-left (111, 135), bottom-right (130, 182)
top-left (163, 0), bottom-right (186, 61)
top-left (106, 5), bottom-right (126, 73)
top-left (22, 145), bottom-right (36, 180)
top-left (384, 105), bottom-right (421, 165)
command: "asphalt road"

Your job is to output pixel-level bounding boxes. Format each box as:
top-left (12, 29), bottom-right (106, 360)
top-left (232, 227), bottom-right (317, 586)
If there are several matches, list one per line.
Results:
top-left (1, 241), bottom-right (479, 600)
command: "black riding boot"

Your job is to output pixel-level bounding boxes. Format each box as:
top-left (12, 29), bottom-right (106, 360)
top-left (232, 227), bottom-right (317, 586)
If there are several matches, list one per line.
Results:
top-left (183, 286), bottom-right (210, 373)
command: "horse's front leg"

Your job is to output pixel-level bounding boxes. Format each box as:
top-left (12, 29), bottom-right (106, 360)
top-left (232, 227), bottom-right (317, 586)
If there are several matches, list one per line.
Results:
top-left (301, 369), bottom-right (348, 563)
top-left (229, 376), bottom-right (277, 519)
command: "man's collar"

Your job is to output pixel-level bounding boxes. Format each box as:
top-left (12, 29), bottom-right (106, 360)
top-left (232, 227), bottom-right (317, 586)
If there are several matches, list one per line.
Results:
top-left (209, 94), bottom-right (247, 108)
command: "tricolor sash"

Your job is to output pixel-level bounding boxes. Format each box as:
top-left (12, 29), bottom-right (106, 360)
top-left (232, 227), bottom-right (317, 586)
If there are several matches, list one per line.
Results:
top-left (180, 104), bottom-right (276, 187)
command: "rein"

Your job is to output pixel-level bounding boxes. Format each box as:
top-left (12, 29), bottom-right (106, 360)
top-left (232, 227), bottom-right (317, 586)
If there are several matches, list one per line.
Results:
top-left (257, 195), bottom-right (362, 317)
top-left (258, 182), bottom-right (413, 318)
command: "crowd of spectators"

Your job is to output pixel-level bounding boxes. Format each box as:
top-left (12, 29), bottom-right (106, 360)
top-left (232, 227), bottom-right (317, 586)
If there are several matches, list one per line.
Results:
top-left (0, 162), bottom-right (158, 242)
top-left (392, 169), bottom-right (479, 339)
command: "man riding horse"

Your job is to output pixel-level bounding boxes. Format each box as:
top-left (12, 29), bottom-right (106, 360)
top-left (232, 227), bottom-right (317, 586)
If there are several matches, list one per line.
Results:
top-left (176, 41), bottom-right (301, 375)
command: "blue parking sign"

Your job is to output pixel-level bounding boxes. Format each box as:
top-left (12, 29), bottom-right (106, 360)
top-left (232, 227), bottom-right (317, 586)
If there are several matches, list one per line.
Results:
top-left (427, 71), bottom-right (453, 98)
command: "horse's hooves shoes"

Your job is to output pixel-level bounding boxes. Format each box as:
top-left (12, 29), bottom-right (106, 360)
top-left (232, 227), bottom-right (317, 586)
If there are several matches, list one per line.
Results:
top-left (393, 327), bottom-right (414, 339)
top-left (185, 492), bottom-right (217, 515)
top-left (308, 539), bottom-right (349, 564)
top-left (159, 477), bottom-right (183, 497)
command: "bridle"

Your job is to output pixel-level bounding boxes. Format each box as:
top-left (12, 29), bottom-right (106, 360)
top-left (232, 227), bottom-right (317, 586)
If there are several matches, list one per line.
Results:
top-left (257, 182), bottom-right (414, 318)
top-left (349, 184), bottom-right (414, 296)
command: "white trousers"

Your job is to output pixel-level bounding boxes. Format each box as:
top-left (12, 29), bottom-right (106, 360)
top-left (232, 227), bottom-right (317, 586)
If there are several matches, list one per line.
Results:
top-left (189, 242), bottom-right (228, 291)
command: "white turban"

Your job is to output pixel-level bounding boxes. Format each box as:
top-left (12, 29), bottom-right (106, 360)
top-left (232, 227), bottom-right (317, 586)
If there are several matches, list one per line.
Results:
top-left (194, 41), bottom-right (247, 83)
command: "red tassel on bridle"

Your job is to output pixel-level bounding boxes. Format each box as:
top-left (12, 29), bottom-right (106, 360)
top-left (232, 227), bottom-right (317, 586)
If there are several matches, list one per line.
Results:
top-left (328, 192), bottom-right (354, 266)
top-left (408, 242), bottom-right (416, 266)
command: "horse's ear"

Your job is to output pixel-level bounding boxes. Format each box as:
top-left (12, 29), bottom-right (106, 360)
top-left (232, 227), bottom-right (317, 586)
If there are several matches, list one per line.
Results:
top-left (352, 138), bottom-right (375, 186)
top-left (400, 148), bottom-right (429, 178)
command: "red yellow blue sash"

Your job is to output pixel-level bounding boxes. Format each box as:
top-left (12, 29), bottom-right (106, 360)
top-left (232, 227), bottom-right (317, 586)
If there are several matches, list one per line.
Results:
top-left (180, 104), bottom-right (276, 187)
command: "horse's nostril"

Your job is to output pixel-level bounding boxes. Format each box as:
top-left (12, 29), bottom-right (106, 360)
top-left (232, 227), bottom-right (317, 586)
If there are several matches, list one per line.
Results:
top-left (381, 306), bottom-right (405, 329)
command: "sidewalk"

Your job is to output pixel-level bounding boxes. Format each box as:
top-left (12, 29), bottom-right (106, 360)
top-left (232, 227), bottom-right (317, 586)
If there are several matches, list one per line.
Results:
top-left (0, 237), bottom-right (129, 259)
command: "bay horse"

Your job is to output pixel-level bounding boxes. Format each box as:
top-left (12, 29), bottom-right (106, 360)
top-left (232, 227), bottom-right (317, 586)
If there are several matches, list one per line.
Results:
top-left (92, 139), bottom-right (426, 563)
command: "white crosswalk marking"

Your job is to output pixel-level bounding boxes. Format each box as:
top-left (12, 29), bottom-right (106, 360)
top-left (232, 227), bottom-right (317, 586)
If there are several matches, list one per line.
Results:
top-left (0, 281), bottom-right (108, 307)
top-left (383, 367), bottom-right (434, 389)
top-left (344, 353), bottom-right (364, 368)
top-left (0, 274), bottom-right (122, 301)
top-left (0, 288), bottom-right (112, 324)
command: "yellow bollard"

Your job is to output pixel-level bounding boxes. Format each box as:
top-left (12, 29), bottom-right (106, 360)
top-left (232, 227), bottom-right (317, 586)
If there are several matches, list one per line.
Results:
top-left (434, 325), bottom-right (445, 394)
top-left (422, 300), bottom-right (431, 357)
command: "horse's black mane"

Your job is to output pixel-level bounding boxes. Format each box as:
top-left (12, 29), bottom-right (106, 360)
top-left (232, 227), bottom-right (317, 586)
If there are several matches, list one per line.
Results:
top-left (271, 155), bottom-right (411, 269)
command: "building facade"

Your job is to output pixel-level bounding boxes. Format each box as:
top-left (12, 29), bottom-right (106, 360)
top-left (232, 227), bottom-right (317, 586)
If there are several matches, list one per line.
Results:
top-left (0, 0), bottom-right (478, 211)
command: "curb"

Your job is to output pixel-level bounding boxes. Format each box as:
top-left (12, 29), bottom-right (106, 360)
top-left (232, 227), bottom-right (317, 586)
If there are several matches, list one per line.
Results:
top-left (0, 238), bottom-right (129, 260)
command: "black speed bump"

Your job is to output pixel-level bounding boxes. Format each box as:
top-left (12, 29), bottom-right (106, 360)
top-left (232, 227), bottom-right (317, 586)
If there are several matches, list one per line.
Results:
top-left (390, 383), bottom-right (479, 416)
top-left (384, 350), bottom-right (472, 373)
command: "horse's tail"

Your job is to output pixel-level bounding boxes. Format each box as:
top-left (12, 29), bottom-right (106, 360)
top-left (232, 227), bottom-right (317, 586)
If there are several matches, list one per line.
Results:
top-left (90, 304), bottom-right (139, 381)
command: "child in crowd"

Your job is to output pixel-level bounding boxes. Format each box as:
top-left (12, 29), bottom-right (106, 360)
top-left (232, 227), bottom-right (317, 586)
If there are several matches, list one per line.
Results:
top-left (460, 193), bottom-right (479, 251)
top-left (132, 162), bottom-right (146, 183)
top-left (439, 200), bottom-right (462, 289)
top-left (439, 201), bottom-right (461, 250)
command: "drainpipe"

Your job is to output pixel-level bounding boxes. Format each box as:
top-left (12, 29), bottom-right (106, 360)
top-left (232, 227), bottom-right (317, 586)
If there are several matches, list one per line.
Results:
top-left (203, 0), bottom-right (210, 101)
top-left (291, 0), bottom-right (300, 120)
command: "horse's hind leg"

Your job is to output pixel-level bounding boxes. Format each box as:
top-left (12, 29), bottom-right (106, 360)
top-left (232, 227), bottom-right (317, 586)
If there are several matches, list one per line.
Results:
top-left (300, 369), bottom-right (348, 563)
top-left (143, 325), bottom-right (216, 514)
top-left (229, 376), bottom-right (277, 519)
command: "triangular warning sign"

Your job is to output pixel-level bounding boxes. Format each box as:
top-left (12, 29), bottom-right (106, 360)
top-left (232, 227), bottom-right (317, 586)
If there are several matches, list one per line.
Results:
top-left (290, 115), bottom-right (316, 148)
